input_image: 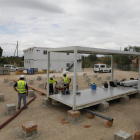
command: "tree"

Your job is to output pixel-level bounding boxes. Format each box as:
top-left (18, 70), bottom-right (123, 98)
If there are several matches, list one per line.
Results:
top-left (0, 47), bottom-right (3, 57)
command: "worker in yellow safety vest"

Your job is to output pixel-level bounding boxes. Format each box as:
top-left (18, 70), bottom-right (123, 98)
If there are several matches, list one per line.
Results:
top-left (63, 72), bottom-right (71, 90)
top-left (13, 75), bottom-right (28, 109)
top-left (44, 75), bottom-right (57, 95)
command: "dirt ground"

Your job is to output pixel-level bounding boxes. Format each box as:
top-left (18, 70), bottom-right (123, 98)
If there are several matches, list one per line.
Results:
top-left (0, 68), bottom-right (140, 140)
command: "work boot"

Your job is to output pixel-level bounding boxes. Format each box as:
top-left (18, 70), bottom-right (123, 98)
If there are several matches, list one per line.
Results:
top-left (24, 106), bottom-right (28, 109)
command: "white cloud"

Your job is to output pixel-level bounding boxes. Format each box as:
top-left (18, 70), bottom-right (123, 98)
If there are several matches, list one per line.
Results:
top-left (0, 0), bottom-right (140, 56)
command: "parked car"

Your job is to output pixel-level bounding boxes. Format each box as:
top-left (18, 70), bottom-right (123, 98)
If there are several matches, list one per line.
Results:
top-left (93, 64), bottom-right (111, 73)
top-left (4, 64), bottom-right (18, 72)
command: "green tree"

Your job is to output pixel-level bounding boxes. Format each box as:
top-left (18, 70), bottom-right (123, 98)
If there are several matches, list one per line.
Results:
top-left (0, 47), bottom-right (3, 57)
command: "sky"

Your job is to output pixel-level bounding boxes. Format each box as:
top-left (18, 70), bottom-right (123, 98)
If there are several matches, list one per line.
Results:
top-left (0, 0), bottom-right (140, 56)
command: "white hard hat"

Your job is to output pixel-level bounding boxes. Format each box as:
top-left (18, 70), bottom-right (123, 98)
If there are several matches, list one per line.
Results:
top-left (50, 75), bottom-right (53, 78)
top-left (63, 72), bottom-right (66, 75)
top-left (20, 75), bottom-right (25, 78)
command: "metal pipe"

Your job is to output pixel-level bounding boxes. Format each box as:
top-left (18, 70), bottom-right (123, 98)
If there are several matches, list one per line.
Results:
top-left (47, 51), bottom-right (50, 99)
top-left (85, 109), bottom-right (113, 122)
top-left (111, 55), bottom-right (114, 81)
top-left (73, 47), bottom-right (77, 110)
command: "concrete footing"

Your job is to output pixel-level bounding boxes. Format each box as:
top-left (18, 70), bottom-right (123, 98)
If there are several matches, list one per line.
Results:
top-left (42, 98), bottom-right (52, 108)
top-left (84, 75), bottom-right (88, 79)
top-left (97, 77), bottom-right (101, 81)
top-left (38, 82), bottom-right (44, 88)
top-left (71, 84), bottom-right (78, 90)
top-left (22, 121), bottom-right (37, 138)
top-left (6, 103), bottom-right (16, 115)
top-left (0, 93), bottom-right (4, 102)
top-left (4, 78), bottom-right (9, 83)
top-left (28, 90), bottom-right (34, 97)
top-left (98, 102), bottom-right (109, 112)
top-left (88, 82), bottom-right (92, 87)
top-left (83, 73), bottom-right (87, 76)
top-left (9, 81), bottom-right (15, 86)
top-left (37, 76), bottom-right (42, 80)
top-left (67, 110), bottom-right (82, 124)
top-left (94, 74), bottom-right (97, 78)
top-left (114, 130), bottom-right (132, 140)
top-left (29, 79), bottom-right (34, 85)
top-left (120, 96), bottom-right (129, 105)
top-left (106, 76), bottom-right (111, 80)
top-left (101, 81), bottom-right (107, 85)
top-left (53, 75), bottom-right (55, 78)
top-left (86, 78), bottom-right (90, 82)
top-left (136, 92), bottom-right (140, 99)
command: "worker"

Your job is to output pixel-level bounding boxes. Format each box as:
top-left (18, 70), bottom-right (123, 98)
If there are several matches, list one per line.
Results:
top-left (63, 72), bottom-right (71, 90)
top-left (13, 75), bottom-right (28, 109)
top-left (44, 75), bottom-right (57, 95)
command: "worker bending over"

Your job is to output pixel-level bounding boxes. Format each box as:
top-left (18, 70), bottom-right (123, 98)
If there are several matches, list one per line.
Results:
top-left (63, 72), bottom-right (71, 90)
top-left (13, 75), bottom-right (28, 109)
top-left (44, 75), bottom-right (57, 95)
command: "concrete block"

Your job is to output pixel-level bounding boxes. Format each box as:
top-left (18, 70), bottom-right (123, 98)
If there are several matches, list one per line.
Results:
top-left (18, 67), bottom-right (25, 72)
top-left (53, 75), bottom-right (55, 78)
top-left (86, 78), bottom-right (90, 82)
top-left (37, 76), bottom-right (42, 80)
top-left (101, 81), bottom-right (107, 85)
top-left (88, 82), bottom-right (92, 87)
top-left (28, 90), bottom-right (34, 97)
top-left (22, 121), bottom-right (37, 136)
top-left (84, 75), bottom-right (88, 79)
top-left (38, 82), bottom-right (44, 88)
top-left (83, 73), bottom-right (87, 76)
top-left (34, 68), bottom-right (38, 72)
top-left (29, 79), bottom-right (34, 85)
top-left (97, 77), bottom-right (101, 81)
top-left (136, 92), bottom-right (140, 99)
top-left (6, 103), bottom-right (16, 115)
top-left (0, 93), bottom-right (4, 102)
top-left (42, 98), bottom-right (52, 108)
top-left (94, 74), bottom-right (97, 78)
top-left (114, 130), bottom-right (132, 140)
top-left (4, 78), bottom-right (9, 83)
top-left (42, 69), bottom-right (47, 71)
top-left (120, 96), bottom-right (129, 105)
top-left (9, 81), bottom-right (15, 86)
top-left (98, 102), bottom-right (109, 112)
top-left (71, 84), bottom-right (78, 90)
top-left (67, 110), bottom-right (82, 124)
top-left (106, 76), bottom-right (111, 80)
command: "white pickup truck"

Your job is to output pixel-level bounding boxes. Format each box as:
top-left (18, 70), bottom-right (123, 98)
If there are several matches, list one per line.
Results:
top-left (93, 64), bottom-right (111, 73)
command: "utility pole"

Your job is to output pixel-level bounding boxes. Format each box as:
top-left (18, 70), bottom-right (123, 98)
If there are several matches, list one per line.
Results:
top-left (17, 41), bottom-right (18, 67)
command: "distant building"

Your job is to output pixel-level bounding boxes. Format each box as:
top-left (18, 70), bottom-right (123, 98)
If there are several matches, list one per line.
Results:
top-left (23, 47), bottom-right (82, 72)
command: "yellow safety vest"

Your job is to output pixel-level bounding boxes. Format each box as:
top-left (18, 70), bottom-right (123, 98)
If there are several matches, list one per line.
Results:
top-left (49, 78), bottom-right (56, 84)
top-left (63, 76), bottom-right (69, 84)
top-left (17, 80), bottom-right (27, 93)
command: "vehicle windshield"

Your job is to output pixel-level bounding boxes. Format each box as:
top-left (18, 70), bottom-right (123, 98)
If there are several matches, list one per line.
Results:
top-left (94, 65), bottom-right (99, 68)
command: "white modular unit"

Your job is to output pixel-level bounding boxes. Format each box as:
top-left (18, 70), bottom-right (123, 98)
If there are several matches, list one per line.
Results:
top-left (23, 47), bottom-right (82, 72)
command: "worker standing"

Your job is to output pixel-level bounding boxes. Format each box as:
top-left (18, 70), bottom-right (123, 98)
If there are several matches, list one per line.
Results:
top-left (63, 72), bottom-right (71, 90)
top-left (44, 75), bottom-right (57, 95)
top-left (13, 75), bottom-right (28, 109)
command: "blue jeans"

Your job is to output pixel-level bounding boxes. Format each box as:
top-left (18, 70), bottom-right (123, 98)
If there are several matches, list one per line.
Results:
top-left (18, 93), bottom-right (27, 108)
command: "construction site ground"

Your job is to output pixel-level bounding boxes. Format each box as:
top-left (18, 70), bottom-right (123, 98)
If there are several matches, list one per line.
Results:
top-left (0, 68), bottom-right (140, 140)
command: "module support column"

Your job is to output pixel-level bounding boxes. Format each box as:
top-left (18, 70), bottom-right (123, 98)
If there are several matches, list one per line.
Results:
top-left (111, 55), bottom-right (114, 81)
top-left (47, 51), bottom-right (50, 99)
top-left (138, 56), bottom-right (140, 91)
top-left (73, 47), bottom-right (77, 111)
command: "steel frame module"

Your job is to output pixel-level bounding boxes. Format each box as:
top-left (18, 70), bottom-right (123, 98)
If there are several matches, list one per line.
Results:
top-left (46, 46), bottom-right (140, 110)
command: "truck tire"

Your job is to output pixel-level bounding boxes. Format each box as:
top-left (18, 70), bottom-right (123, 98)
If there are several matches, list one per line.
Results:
top-left (100, 70), bottom-right (103, 73)
top-left (109, 70), bottom-right (111, 73)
